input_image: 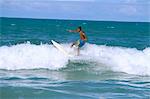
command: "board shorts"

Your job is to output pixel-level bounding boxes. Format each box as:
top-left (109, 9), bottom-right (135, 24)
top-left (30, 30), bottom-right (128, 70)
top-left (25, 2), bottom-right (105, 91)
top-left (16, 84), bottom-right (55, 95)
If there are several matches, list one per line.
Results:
top-left (75, 39), bottom-right (86, 48)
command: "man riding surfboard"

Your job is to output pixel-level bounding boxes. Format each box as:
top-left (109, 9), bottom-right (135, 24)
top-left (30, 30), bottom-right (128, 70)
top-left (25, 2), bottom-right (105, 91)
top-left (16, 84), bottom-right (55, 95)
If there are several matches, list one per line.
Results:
top-left (68, 26), bottom-right (87, 55)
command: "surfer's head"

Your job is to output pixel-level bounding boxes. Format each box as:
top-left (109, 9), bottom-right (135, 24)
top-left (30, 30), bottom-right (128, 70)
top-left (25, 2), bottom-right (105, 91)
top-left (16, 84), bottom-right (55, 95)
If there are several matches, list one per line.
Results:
top-left (77, 26), bottom-right (82, 32)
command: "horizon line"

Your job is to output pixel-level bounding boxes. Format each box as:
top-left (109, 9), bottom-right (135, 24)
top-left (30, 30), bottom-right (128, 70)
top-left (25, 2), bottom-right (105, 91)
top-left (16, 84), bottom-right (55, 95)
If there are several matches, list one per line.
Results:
top-left (1, 16), bottom-right (150, 23)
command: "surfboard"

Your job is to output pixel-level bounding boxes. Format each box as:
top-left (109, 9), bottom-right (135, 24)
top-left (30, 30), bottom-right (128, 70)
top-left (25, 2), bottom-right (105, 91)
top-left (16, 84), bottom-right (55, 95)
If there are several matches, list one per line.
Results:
top-left (51, 40), bottom-right (73, 57)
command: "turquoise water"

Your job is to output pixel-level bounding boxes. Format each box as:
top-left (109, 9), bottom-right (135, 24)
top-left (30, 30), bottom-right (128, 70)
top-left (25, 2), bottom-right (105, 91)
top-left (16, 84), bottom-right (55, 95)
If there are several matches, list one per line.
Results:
top-left (0, 17), bottom-right (150, 99)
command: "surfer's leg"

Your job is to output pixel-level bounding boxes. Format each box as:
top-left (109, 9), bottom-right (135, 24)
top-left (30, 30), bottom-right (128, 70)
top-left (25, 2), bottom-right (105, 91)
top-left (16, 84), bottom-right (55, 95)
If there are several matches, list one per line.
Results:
top-left (77, 47), bottom-right (80, 56)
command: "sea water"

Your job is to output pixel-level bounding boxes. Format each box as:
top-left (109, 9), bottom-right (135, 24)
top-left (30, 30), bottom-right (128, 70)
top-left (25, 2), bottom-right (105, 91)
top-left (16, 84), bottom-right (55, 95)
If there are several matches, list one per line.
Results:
top-left (0, 17), bottom-right (150, 99)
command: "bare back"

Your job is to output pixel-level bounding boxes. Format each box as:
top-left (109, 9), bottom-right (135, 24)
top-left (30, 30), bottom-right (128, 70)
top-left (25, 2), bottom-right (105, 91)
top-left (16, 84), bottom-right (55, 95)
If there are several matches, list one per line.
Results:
top-left (79, 31), bottom-right (87, 41)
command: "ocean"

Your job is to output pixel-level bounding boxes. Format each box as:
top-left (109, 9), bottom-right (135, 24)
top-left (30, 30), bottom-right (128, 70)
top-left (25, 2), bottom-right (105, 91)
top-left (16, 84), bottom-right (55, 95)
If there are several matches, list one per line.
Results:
top-left (0, 17), bottom-right (150, 99)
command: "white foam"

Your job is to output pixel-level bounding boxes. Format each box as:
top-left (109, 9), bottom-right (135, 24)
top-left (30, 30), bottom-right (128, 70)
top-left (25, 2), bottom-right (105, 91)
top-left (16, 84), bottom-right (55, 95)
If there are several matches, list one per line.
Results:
top-left (81, 44), bottom-right (150, 76)
top-left (0, 43), bottom-right (69, 70)
top-left (0, 43), bottom-right (150, 76)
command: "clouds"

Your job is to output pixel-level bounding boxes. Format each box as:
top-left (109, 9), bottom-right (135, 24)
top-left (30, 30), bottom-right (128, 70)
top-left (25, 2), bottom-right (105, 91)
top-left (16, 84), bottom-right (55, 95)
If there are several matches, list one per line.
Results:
top-left (117, 0), bottom-right (149, 22)
top-left (1, 0), bottom-right (149, 22)
top-left (119, 5), bottom-right (137, 16)
top-left (119, 0), bottom-right (138, 16)
top-left (119, 0), bottom-right (149, 16)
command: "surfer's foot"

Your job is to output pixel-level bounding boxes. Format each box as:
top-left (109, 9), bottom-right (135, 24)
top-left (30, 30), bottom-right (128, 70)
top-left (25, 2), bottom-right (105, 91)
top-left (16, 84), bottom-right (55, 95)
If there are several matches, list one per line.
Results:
top-left (71, 44), bottom-right (74, 48)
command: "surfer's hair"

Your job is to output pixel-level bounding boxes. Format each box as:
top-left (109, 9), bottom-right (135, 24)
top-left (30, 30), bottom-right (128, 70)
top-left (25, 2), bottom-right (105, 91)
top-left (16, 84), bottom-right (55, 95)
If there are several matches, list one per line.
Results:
top-left (78, 26), bottom-right (82, 30)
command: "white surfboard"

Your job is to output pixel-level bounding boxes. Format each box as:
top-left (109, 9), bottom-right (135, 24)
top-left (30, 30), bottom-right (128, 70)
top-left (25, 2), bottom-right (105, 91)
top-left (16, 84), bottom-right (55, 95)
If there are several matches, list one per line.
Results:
top-left (51, 40), bottom-right (73, 57)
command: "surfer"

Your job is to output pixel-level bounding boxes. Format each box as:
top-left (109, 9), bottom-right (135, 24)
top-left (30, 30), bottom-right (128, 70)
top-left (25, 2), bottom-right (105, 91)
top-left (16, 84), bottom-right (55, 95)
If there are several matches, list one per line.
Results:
top-left (67, 26), bottom-right (87, 55)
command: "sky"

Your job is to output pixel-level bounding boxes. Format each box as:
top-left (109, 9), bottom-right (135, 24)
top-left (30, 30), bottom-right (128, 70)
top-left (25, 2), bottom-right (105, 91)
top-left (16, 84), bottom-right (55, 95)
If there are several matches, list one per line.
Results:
top-left (0, 0), bottom-right (150, 22)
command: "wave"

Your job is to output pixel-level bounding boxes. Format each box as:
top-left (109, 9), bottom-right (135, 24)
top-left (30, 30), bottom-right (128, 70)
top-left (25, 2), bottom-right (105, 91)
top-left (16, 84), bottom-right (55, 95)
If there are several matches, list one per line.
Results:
top-left (0, 42), bottom-right (150, 76)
